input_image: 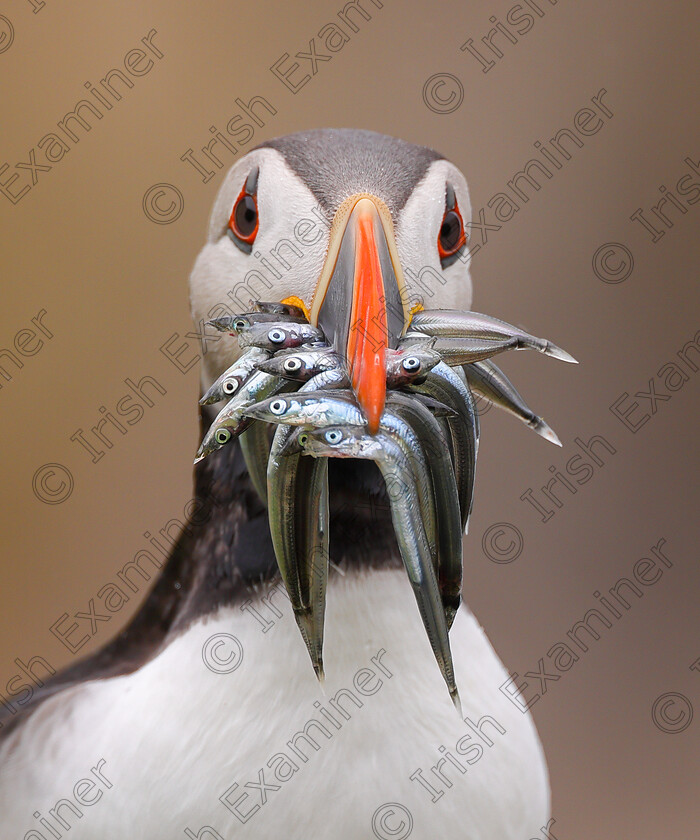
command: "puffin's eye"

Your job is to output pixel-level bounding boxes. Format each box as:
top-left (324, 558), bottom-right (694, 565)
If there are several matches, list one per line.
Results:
top-left (269, 399), bottom-right (287, 415)
top-left (268, 328), bottom-right (286, 344)
top-left (230, 194), bottom-right (258, 242)
top-left (325, 429), bottom-right (343, 444)
top-left (215, 428), bottom-right (231, 445)
top-left (438, 201), bottom-right (466, 264)
top-left (228, 175), bottom-right (259, 248)
top-left (233, 318), bottom-right (248, 332)
top-left (402, 356), bottom-right (421, 372)
top-left (283, 357), bottom-right (302, 372)
top-left (222, 378), bottom-right (238, 395)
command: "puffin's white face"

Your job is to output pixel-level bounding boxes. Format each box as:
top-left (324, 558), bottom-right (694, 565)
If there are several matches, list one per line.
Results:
top-left (190, 145), bottom-right (474, 397)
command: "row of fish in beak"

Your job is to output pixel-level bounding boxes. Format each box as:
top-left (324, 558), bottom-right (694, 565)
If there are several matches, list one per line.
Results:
top-left (194, 301), bottom-right (576, 711)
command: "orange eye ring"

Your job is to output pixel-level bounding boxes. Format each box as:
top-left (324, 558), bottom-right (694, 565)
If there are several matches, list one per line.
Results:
top-left (437, 199), bottom-right (466, 262)
top-left (228, 186), bottom-right (259, 245)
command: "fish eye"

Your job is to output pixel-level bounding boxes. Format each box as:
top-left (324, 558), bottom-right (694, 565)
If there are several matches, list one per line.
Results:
top-left (268, 328), bottom-right (286, 344)
top-left (270, 399), bottom-right (287, 415)
top-left (298, 432), bottom-right (309, 446)
top-left (325, 429), bottom-right (342, 444)
top-left (283, 357), bottom-right (302, 372)
top-left (222, 378), bottom-right (238, 395)
top-left (402, 356), bottom-right (421, 372)
top-left (233, 318), bottom-right (247, 332)
top-left (215, 428), bottom-right (231, 445)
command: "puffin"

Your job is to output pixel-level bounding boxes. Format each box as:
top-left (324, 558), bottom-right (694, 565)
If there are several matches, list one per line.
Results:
top-left (0, 129), bottom-right (550, 839)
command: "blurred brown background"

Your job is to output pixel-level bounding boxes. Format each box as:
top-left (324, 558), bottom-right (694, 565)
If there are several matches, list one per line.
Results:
top-left (1, 0), bottom-right (698, 835)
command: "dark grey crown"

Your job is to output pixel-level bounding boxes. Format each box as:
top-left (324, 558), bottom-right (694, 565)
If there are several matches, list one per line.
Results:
top-left (257, 128), bottom-right (443, 219)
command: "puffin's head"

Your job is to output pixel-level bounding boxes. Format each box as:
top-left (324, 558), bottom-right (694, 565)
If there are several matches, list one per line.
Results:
top-left (190, 128), bottom-right (473, 430)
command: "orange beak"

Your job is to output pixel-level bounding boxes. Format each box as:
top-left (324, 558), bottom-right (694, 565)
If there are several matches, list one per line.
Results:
top-left (311, 195), bottom-right (410, 434)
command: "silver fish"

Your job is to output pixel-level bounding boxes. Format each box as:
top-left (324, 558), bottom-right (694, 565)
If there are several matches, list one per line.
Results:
top-left (408, 309), bottom-right (577, 363)
top-left (299, 425), bottom-right (461, 712)
top-left (408, 393), bottom-right (458, 418)
top-left (376, 404), bottom-right (438, 566)
top-left (410, 362), bottom-right (479, 533)
top-left (207, 311), bottom-right (305, 334)
top-left (267, 424), bottom-right (316, 662)
top-left (243, 390), bottom-right (364, 428)
top-left (464, 359), bottom-right (561, 446)
top-left (400, 333), bottom-right (521, 366)
top-left (199, 347), bottom-right (271, 405)
top-left (194, 370), bottom-right (290, 463)
top-left (386, 391), bottom-right (463, 630)
top-left (300, 455), bottom-right (329, 680)
top-left (385, 347), bottom-right (443, 388)
top-left (303, 368), bottom-right (350, 390)
top-left (256, 347), bottom-right (347, 384)
top-left (238, 322), bottom-right (326, 351)
top-left (239, 422), bottom-right (272, 504)
top-left (266, 377), bottom-right (332, 679)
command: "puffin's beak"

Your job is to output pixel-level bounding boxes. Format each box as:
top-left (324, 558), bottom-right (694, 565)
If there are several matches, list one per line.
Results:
top-left (310, 195), bottom-right (411, 433)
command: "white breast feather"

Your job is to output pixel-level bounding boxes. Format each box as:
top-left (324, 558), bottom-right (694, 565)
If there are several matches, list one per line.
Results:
top-left (0, 569), bottom-right (549, 839)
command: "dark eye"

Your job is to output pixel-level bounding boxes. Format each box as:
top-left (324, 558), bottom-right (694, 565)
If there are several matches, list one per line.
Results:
top-left (438, 202), bottom-right (465, 265)
top-left (222, 378), bottom-right (238, 395)
top-left (402, 356), bottom-right (421, 372)
top-left (284, 357), bottom-right (302, 372)
top-left (233, 318), bottom-right (248, 332)
top-left (268, 328), bottom-right (286, 344)
top-left (298, 432), bottom-right (309, 446)
top-left (228, 177), bottom-right (259, 250)
top-left (325, 429), bottom-right (342, 444)
top-left (215, 428), bottom-right (231, 445)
